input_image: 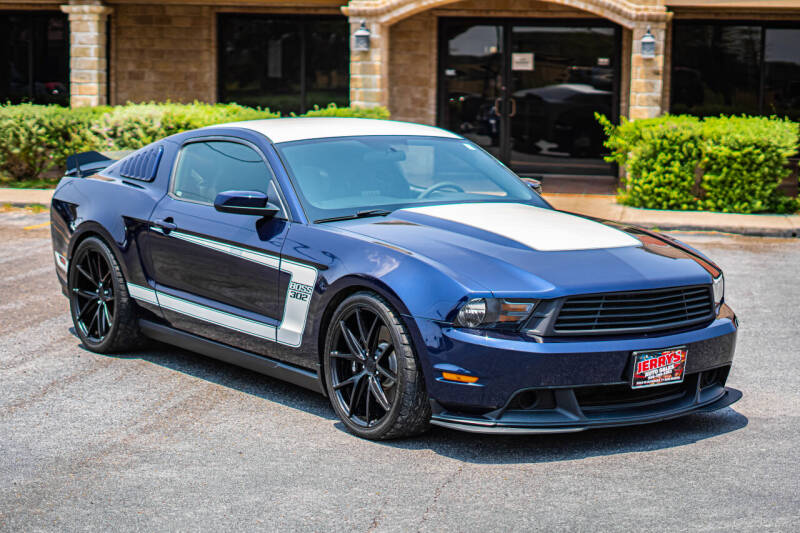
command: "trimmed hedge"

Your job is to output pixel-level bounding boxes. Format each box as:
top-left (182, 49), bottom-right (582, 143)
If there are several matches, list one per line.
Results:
top-left (599, 114), bottom-right (800, 214)
top-left (0, 102), bottom-right (390, 182)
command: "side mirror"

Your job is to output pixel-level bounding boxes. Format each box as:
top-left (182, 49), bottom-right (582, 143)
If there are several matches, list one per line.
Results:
top-left (521, 177), bottom-right (543, 195)
top-left (214, 190), bottom-right (279, 218)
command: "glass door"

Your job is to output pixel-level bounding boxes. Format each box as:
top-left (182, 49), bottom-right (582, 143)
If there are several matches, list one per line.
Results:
top-left (439, 22), bottom-right (506, 163)
top-left (439, 19), bottom-right (620, 178)
top-left (508, 25), bottom-right (618, 176)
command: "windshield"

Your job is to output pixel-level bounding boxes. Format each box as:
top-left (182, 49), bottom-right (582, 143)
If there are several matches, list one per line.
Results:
top-left (276, 136), bottom-right (548, 222)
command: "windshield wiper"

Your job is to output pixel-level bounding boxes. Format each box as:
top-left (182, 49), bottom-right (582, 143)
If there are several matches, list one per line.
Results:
top-left (314, 209), bottom-right (393, 224)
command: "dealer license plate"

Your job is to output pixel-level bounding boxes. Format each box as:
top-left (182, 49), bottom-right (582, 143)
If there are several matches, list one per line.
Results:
top-left (631, 347), bottom-right (687, 389)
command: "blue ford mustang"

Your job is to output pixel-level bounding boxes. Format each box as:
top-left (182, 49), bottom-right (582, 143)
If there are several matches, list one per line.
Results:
top-left (50, 118), bottom-right (740, 439)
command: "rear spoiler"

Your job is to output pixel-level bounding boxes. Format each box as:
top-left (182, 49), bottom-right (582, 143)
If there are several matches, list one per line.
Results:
top-left (65, 150), bottom-right (134, 177)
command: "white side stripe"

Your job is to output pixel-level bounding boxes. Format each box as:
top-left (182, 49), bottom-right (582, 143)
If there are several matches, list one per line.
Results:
top-left (156, 292), bottom-right (278, 342)
top-left (130, 229), bottom-right (318, 348)
top-left (169, 231), bottom-right (280, 269)
top-left (127, 283), bottom-right (159, 306)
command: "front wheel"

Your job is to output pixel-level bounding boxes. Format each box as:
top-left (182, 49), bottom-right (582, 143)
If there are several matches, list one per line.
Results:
top-left (323, 292), bottom-right (430, 440)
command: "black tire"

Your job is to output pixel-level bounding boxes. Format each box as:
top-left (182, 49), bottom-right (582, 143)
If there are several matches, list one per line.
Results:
top-left (68, 236), bottom-right (142, 353)
top-left (323, 292), bottom-right (431, 440)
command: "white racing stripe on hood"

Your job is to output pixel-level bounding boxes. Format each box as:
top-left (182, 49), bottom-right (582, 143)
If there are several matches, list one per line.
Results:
top-left (400, 202), bottom-right (640, 252)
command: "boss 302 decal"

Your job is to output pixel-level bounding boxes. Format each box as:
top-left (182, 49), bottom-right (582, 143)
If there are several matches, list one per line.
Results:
top-left (131, 229), bottom-right (317, 348)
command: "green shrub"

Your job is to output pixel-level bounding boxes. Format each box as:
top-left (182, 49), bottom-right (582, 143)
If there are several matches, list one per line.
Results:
top-left (302, 103), bottom-right (391, 120)
top-left (0, 102), bottom-right (390, 182)
top-left (599, 113), bottom-right (799, 214)
top-left (599, 114), bottom-right (703, 210)
top-left (699, 116), bottom-right (798, 213)
top-left (0, 103), bottom-right (106, 181)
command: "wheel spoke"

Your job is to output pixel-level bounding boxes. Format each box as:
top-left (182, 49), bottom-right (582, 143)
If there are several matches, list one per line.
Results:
top-left (103, 302), bottom-right (113, 331)
top-left (73, 288), bottom-right (98, 300)
top-left (369, 377), bottom-right (391, 411)
top-left (98, 303), bottom-right (106, 333)
top-left (75, 265), bottom-right (97, 287)
top-left (77, 298), bottom-right (99, 322)
top-left (95, 253), bottom-right (104, 285)
top-left (347, 373), bottom-right (366, 417)
top-left (330, 350), bottom-right (358, 362)
top-left (364, 384), bottom-right (372, 424)
top-left (365, 315), bottom-right (380, 353)
top-left (88, 305), bottom-right (101, 338)
top-left (355, 308), bottom-right (367, 347)
top-left (333, 373), bottom-right (360, 391)
top-left (377, 366), bottom-right (397, 385)
top-left (339, 321), bottom-right (365, 362)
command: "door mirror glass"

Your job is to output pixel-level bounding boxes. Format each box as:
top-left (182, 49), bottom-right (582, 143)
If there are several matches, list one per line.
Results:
top-left (214, 190), bottom-right (278, 217)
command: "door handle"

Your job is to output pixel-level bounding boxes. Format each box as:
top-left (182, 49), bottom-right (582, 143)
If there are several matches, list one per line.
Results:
top-left (153, 217), bottom-right (177, 234)
top-left (509, 98), bottom-right (517, 118)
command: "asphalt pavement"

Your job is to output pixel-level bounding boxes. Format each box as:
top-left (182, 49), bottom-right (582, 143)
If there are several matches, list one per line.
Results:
top-left (1, 209), bottom-right (798, 532)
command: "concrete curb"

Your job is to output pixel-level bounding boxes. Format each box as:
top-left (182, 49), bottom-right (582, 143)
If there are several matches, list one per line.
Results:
top-left (544, 194), bottom-right (800, 238)
top-left (0, 188), bottom-right (54, 207)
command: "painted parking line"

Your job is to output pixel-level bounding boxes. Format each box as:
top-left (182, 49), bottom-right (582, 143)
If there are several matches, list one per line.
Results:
top-left (24, 221), bottom-right (50, 230)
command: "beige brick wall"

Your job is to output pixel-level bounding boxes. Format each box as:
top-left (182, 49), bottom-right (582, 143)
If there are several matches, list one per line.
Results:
top-left (388, 11), bottom-right (436, 124)
top-left (112, 4), bottom-right (215, 104)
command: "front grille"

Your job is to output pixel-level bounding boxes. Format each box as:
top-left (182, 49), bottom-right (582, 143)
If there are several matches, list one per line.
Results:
top-left (554, 285), bottom-right (714, 335)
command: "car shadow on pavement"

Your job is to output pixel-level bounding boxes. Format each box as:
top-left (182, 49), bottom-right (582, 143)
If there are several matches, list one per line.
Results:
top-left (79, 331), bottom-right (748, 464)
top-left (376, 409), bottom-right (748, 464)
top-left (75, 332), bottom-right (338, 422)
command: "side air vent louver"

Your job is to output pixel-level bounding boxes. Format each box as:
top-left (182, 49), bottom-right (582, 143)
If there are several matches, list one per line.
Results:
top-left (119, 145), bottom-right (163, 181)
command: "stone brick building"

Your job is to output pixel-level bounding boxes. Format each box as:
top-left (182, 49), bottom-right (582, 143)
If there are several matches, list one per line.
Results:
top-left (2, 0), bottom-right (799, 177)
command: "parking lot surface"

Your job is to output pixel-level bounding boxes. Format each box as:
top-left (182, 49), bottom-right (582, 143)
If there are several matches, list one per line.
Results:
top-left (1, 209), bottom-right (798, 532)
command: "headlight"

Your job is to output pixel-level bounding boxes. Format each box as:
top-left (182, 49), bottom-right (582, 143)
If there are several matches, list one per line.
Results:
top-left (454, 298), bottom-right (538, 329)
top-left (712, 274), bottom-right (724, 304)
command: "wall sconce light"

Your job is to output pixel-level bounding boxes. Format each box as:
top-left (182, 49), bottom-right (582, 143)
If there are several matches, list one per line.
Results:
top-left (640, 26), bottom-right (656, 59)
top-left (353, 21), bottom-right (371, 52)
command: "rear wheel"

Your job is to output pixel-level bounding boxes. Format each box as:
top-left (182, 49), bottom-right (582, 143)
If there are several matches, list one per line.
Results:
top-left (323, 292), bottom-right (430, 440)
top-left (68, 236), bottom-right (141, 353)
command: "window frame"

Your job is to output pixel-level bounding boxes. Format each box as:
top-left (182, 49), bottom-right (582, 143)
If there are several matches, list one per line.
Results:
top-left (168, 135), bottom-right (290, 219)
top-left (670, 19), bottom-right (800, 117)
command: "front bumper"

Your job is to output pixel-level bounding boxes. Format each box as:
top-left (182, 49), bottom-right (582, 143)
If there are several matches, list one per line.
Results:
top-left (412, 308), bottom-right (739, 434)
top-left (430, 376), bottom-right (742, 434)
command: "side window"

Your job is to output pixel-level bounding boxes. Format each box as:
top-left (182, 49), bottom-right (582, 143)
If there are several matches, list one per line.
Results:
top-left (172, 141), bottom-right (277, 205)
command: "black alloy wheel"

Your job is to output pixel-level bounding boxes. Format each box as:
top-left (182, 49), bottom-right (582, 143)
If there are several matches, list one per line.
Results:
top-left (324, 292), bottom-right (430, 439)
top-left (71, 245), bottom-right (115, 343)
top-left (68, 236), bottom-right (141, 353)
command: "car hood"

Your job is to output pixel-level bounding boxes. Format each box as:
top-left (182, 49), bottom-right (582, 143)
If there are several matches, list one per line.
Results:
top-left (331, 202), bottom-right (718, 298)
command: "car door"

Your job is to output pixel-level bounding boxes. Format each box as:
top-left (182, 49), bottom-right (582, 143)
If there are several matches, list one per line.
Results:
top-left (144, 136), bottom-right (292, 358)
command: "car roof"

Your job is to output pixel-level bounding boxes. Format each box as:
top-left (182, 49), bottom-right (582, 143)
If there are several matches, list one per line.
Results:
top-left (215, 117), bottom-right (463, 144)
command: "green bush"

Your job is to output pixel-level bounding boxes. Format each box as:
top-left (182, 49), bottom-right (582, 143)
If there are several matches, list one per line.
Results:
top-left (599, 113), bottom-right (799, 214)
top-left (0, 102), bottom-right (390, 182)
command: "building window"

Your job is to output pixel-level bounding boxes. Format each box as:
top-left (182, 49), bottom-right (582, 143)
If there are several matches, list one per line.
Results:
top-left (671, 21), bottom-right (800, 120)
top-left (0, 11), bottom-right (69, 105)
top-left (218, 15), bottom-right (349, 114)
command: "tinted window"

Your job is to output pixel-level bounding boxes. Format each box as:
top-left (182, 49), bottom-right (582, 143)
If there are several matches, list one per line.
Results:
top-left (218, 15), bottom-right (349, 113)
top-left (277, 136), bottom-right (545, 222)
top-left (172, 141), bottom-right (274, 205)
top-left (0, 11), bottom-right (69, 105)
top-left (764, 28), bottom-right (800, 120)
top-left (671, 24), bottom-right (762, 116)
top-left (671, 22), bottom-right (800, 120)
